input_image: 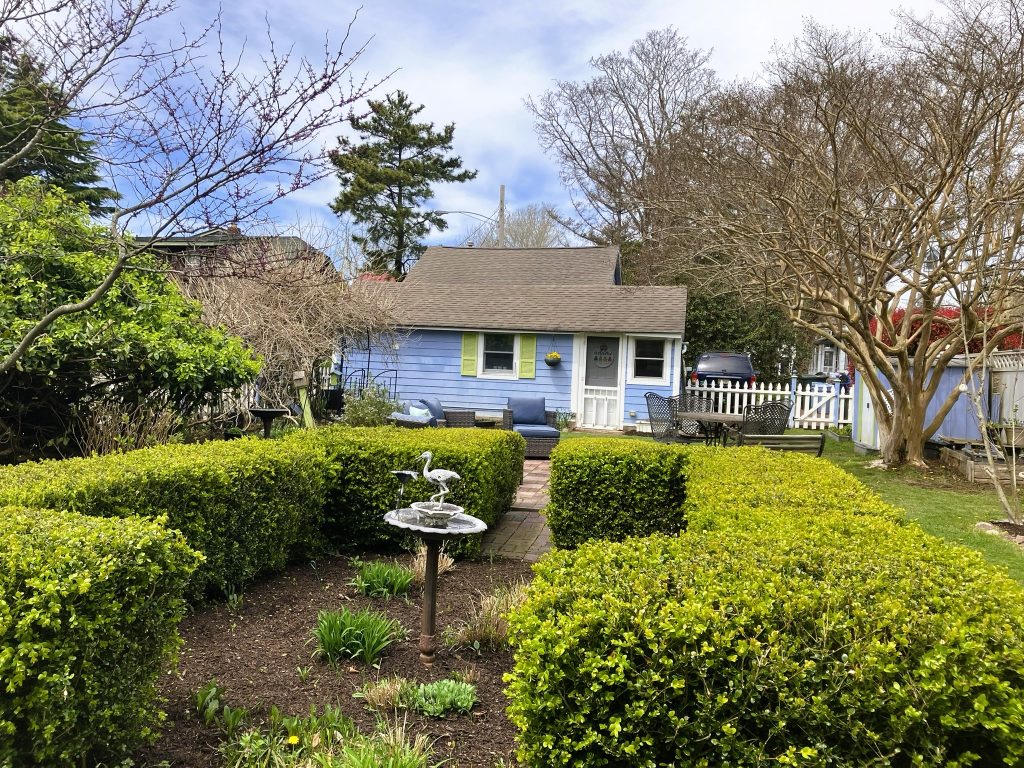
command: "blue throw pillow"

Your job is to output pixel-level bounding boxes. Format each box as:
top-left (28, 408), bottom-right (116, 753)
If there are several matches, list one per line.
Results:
top-left (418, 397), bottom-right (446, 422)
top-left (507, 395), bottom-right (546, 425)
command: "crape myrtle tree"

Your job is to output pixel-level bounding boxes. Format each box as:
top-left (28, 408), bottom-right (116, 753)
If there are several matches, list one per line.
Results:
top-left (0, 0), bottom-right (381, 379)
top-left (329, 90), bottom-right (477, 277)
top-left (688, 1), bottom-right (1024, 466)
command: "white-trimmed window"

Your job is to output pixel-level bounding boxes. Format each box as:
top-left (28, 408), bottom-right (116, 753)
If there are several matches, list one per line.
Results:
top-left (479, 332), bottom-right (519, 378)
top-left (628, 337), bottom-right (670, 385)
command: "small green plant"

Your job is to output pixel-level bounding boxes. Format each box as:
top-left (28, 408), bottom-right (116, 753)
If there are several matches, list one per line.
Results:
top-left (296, 665), bottom-right (312, 683)
top-left (554, 408), bottom-right (576, 431)
top-left (312, 607), bottom-right (404, 666)
top-left (217, 704), bottom-right (433, 768)
top-left (195, 679), bottom-right (228, 726)
top-left (350, 558), bottom-right (415, 597)
top-left (194, 680), bottom-right (248, 738)
top-left (354, 676), bottom-right (410, 710)
top-left (405, 679), bottom-right (476, 718)
top-left (446, 581), bottom-right (528, 651)
top-left (342, 385), bottom-right (398, 427)
top-left (226, 587), bottom-right (244, 615)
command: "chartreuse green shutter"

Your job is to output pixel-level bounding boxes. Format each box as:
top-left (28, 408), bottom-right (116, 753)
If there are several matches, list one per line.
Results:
top-left (461, 332), bottom-right (478, 376)
top-left (519, 334), bottom-right (536, 379)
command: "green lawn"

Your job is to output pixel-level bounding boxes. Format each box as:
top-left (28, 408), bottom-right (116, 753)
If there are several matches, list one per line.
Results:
top-left (822, 439), bottom-right (1024, 584)
top-left (561, 429), bottom-right (1024, 583)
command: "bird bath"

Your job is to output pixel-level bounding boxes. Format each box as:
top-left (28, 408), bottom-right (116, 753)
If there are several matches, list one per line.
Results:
top-left (384, 454), bottom-right (486, 665)
top-left (248, 407), bottom-right (291, 438)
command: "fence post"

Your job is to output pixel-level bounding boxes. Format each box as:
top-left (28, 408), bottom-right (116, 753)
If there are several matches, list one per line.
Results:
top-left (833, 380), bottom-right (842, 427)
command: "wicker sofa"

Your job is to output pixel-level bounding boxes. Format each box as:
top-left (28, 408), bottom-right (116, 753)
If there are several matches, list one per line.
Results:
top-left (502, 396), bottom-right (561, 458)
top-left (389, 397), bottom-right (475, 429)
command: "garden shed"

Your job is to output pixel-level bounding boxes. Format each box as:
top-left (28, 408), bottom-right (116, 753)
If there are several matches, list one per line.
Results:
top-left (363, 246), bottom-right (687, 430)
top-left (852, 355), bottom-right (1004, 451)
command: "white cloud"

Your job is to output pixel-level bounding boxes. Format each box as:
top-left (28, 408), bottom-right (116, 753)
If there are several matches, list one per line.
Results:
top-left (170, 0), bottom-right (944, 236)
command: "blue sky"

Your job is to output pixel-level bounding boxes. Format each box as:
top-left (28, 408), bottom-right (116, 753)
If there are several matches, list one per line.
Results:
top-left (175, 0), bottom-right (942, 244)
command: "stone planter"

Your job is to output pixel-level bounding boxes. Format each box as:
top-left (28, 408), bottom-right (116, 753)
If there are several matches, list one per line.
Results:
top-left (825, 429), bottom-right (851, 443)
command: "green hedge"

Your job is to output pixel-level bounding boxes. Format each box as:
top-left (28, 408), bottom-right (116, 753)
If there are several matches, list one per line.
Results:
top-left (545, 439), bottom-right (689, 548)
top-left (545, 442), bottom-right (902, 547)
top-left (0, 507), bottom-right (199, 766)
top-left (0, 437), bottom-right (329, 598)
top-left (507, 524), bottom-right (1024, 767)
top-left (296, 425), bottom-right (525, 555)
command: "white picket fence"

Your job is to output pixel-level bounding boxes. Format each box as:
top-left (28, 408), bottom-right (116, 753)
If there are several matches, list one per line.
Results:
top-left (687, 379), bottom-right (853, 430)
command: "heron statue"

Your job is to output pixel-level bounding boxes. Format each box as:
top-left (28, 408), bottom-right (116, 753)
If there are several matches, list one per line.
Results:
top-left (390, 469), bottom-right (419, 511)
top-left (417, 451), bottom-right (461, 507)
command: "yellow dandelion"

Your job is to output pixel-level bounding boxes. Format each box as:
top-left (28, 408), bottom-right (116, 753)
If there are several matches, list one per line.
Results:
top-left (287, 734), bottom-right (300, 745)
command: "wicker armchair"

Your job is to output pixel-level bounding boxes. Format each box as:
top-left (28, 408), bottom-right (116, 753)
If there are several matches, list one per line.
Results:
top-left (502, 396), bottom-right (560, 458)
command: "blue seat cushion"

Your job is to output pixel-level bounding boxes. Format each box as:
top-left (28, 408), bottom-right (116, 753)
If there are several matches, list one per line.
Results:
top-left (513, 424), bottom-right (560, 439)
top-left (507, 395), bottom-right (546, 425)
top-left (390, 411), bottom-right (432, 427)
top-left (417, 397), bottom-right (446, 422)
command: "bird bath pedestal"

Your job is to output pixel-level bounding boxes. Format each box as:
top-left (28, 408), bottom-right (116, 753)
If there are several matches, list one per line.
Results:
top-left (384, 507), bottom-right (486, 665)
top-left (249, 407), bottom-right (291, 438)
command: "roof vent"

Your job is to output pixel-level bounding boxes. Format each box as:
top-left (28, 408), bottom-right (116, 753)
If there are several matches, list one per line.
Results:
top-left (466, 240), bottom-right (474, 248)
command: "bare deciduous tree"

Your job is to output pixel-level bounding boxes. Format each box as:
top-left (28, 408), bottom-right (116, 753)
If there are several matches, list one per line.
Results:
top-left (526, 27), bottom-right (717, 281)
top-left (175, 229), bottom-right (398, 408)
top-left (466, 203), bottom-right (575, 248)
top-left (0, 0), bottom-right (384, 375)
top-left (689, 2), bottom-right (1024, 466)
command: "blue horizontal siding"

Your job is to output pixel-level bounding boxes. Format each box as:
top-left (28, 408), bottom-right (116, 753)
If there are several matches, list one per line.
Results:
top-left (623, 339), bottom-right (678, 425)
top-left (365, 330), bottom-right (574, 413)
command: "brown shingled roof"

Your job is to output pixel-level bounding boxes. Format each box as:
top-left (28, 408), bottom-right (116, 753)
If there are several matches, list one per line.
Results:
top-left (404, 245), bottom-right (620, 285)
top-left (381, 283), bottom-right (687, 335)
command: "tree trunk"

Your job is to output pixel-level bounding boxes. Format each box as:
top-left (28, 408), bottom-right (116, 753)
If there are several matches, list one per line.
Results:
top-left (879, 401), bottom-right (928, 467)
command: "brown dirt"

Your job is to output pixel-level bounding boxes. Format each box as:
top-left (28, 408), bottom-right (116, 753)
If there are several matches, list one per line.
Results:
top-left (134, 554), bottom-right (534, 767)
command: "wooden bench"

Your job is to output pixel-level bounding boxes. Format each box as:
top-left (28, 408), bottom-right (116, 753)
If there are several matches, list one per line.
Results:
top-left (734, 432), bottom-right (825, 457)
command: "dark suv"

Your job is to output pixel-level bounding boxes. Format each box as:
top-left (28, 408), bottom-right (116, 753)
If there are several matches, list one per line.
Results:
top-left (689, 351), bottom-right (758, 387)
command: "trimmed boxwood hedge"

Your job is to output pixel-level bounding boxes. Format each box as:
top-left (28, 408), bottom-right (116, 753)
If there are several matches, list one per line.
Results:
top-left (0, 437), bottom-right (329, 599)
top-left (545, 442), bottom-right (903, 547)
top-left (545, 438), bottom-right (689, 548)
top-left (298, 425), bottom-right (525, 555)
top-left (507, 523), bottom-right (1024, 767)
top-left (0, 426), bottom-right (525, 596)
top-left (0, 507), bottom-right (199, 766)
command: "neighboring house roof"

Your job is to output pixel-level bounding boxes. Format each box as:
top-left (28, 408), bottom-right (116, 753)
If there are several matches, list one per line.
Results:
top-left (378, 282), bottom-right (687, 335)
top-left (146, 227), bottom-right (334, 275)
top-left (404, 245), bottom-right (622, 286)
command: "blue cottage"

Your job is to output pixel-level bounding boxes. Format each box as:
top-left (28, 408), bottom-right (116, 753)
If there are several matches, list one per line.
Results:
top-left (364, 245), bottom-right (688, 431)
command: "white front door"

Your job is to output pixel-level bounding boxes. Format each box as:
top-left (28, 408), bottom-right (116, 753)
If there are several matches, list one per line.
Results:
top-left (580, 336), bottom-right (622, 429)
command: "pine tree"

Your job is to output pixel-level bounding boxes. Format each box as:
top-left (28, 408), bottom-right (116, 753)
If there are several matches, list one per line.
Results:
top-left (329, 91), bottom-right (476, 276)
top-left (0, 46), bottom-right (116, 214)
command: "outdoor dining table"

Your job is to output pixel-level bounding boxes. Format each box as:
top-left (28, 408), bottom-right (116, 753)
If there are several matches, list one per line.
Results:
top-left (675, 411), bottom-right (744, 445)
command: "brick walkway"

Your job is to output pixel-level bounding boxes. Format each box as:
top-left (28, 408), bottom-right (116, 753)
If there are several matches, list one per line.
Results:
top-left (482, 459), bottom-right (552, 561)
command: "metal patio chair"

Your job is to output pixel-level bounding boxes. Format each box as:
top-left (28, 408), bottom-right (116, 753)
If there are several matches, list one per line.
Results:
top-left (675, 392), bottom-right (715, 443)
top-left (645, 392), bottom-right (680, 442)
top-left (734, 399), bottom-right (793, 438)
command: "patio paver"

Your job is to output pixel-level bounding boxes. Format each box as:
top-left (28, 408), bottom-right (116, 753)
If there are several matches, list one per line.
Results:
top-left (482, 459), bottom-right (552, 562)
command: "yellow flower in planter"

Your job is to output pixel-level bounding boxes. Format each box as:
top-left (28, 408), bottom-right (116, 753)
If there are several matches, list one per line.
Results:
top-left (544, 351), bottom-right (562, 366)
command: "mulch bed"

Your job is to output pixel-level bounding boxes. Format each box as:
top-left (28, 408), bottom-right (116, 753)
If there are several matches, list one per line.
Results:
top-left (134, 553), bottom-right (534, 767)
